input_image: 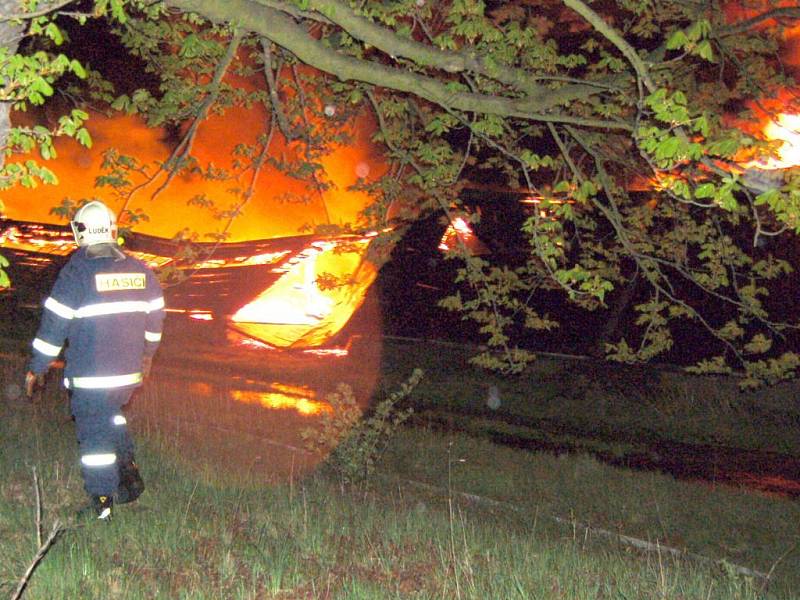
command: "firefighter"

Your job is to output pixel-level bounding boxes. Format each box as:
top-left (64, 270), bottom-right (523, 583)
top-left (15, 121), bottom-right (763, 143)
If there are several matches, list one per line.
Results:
top-left (25, 200), bottom-right (165, 520)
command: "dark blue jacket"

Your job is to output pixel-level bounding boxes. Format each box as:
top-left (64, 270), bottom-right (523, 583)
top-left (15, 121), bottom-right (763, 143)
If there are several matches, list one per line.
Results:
top-left (28, 244), bottom-right (165, 389)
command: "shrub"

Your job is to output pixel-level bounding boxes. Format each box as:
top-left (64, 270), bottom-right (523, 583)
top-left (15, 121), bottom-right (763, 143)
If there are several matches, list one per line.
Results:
top-left (302, 368), bottom-right (422, 483)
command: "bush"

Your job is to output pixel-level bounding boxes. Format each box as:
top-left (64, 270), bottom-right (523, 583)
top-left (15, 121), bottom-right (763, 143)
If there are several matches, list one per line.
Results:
top-left (302, 369), bottom-right (422, 483)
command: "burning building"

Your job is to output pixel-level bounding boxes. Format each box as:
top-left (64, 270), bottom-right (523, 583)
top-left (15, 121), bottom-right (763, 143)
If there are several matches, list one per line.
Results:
top-left (0, 99), bottom-right (388, 350)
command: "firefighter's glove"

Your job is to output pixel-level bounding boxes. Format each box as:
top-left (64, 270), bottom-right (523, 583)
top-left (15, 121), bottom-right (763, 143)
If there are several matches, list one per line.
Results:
top-left (141, 356), bottom-right (153, 380)
top-left (25, 371), bottom-right (45, 398)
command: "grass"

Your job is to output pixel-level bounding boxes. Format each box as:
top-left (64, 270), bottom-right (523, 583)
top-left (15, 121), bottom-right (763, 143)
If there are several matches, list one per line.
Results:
top-left (2, 353), bottom-right (800, 599)
top-left (378, 337), bottom-right (800, 457)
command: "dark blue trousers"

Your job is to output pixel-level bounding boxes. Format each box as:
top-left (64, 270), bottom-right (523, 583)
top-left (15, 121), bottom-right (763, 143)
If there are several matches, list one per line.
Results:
top-left (70, 388), bottom-right (136, 496)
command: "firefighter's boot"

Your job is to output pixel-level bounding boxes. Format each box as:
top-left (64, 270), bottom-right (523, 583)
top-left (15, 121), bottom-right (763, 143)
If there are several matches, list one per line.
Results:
top-left (93, 495), bottom-right (113, 520)
top-left (77, 494), bottom-right (113, 521)
top-left (116, 459), bottom-right (145, 504)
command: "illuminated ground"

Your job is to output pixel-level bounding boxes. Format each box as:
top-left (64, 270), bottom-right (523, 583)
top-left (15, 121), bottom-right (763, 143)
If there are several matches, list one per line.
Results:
top-left (126, 300), bottom-right (383, 486)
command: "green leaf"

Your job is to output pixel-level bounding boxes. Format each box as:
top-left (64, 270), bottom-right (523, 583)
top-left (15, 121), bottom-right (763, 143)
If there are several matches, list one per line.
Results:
top-left (655, 136), bottom-right (680, 160)
top-left (76, 128), bottom-right (92, 148)
top-left (70, 59), bottom-right (87, 79)
top-left (694, 182), bottom-right (715, 199)
top-left (44, 22), bottom-right (64, 45)
top-left (110, 95), bottom-right (131, 111)
top-left (744, 333), bottom-right (772, 354)
top-left (666, 30), bottom-right (689, 50)
top-left (695, 40), bottom-right (714, 61)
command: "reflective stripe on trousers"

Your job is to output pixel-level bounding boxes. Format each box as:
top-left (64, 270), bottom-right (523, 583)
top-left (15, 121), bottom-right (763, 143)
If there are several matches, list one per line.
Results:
top-left (81, 453), bottom-right (117, 467)
top-left (65, 372), bottom-right (143, 389)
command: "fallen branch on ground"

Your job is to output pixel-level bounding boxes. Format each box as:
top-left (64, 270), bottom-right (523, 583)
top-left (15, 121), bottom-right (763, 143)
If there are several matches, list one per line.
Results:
top-left (386, 474), bottom-right (770, 582)
top-left (11, 468), bottom-right (66, 600)
top-left (33, 467), bottom-right (42, 547)
top-left (11, 519), bottom-right (64, 600)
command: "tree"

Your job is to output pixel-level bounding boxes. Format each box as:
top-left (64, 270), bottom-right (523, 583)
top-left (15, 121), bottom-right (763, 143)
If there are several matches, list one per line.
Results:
top-left (3, 0), bottom-right (800, 386)
top-left (0, 0), bottom-right (117, 286)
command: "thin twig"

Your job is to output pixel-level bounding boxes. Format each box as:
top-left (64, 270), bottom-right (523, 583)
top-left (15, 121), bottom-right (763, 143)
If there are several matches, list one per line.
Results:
top-left (33, 467), bottom-right (42, 548)
top-left (150, 29), bottom-right (244, 200)
top-left (760, 540), bottom-right (799, 595)
top-left (11, 520), bottom-right (64, 600)
top-left (720, 7), bottom-right (800, 36)
top-left (289, 63), bottom-right (331, 225)
top-left (261, 40), bottom-right (294, 140)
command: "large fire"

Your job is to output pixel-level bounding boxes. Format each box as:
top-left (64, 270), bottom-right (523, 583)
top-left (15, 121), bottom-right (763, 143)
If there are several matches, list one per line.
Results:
top-left (0, 79), bottom-right (388, 348)
top-left (1, 107), bottom-right (382, 240)
top-left (229, 236), bottom-right (378, 347)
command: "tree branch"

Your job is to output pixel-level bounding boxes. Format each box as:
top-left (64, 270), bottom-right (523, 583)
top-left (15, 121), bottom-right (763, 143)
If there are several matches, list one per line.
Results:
top-left (719, 6), bottom-right (800, 36)
top-left (304, 0), bottom-right (614, 99)
top-left (0, 0), bottom-right (74, 21)
top-left (289, 62), bottom-right (330, 225)
top-left (167, 0), bottom-right (631, 129)
top-left (566, 125), bottom-right (761, 365)
top-left (563, 0), bottom-right (656, 94)
top-left (11, 519), bottom-right (63, 600)
top-left (260, 39), bottom-right (294, 140)
top-left (150, 29), bottom-right (243, 200)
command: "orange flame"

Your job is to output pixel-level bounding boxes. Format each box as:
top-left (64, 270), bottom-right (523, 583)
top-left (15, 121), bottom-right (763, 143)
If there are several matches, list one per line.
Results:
top-left (229, 236), bottom-right (377, 347)
top-left (189, 312), bottom-right (214, 321)
top-left (438, 216), bottom-right (473, 252)
top-left (1, 103), bottom-right (384, 243)
top-left (748, 113), bottom-right (800, 170)
top-left (438, 215), bottom-right (490, 255)
top-left (0, 61), bottom-right (390, 348)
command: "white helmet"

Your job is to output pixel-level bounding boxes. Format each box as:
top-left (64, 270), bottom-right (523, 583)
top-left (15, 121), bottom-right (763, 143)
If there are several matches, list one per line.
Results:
top-left (71, 201), bottom-right (118, 246)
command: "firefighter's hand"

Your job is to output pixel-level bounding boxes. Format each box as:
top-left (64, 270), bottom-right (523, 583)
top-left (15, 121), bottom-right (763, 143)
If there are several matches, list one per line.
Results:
top-left (141, 356), bottom-right (153, 380)
top-left (25, 371), bottom-right (45, 398)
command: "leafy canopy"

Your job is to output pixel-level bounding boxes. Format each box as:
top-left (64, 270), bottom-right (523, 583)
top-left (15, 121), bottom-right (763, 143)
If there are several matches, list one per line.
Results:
top-left (3, 0), bottom-right (800, 385)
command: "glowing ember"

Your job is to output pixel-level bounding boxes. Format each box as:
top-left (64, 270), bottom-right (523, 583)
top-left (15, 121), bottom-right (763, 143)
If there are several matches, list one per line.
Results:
top-left (0, 224), bottom-right (75, 255)
top-left (271, 382), bottom-right (315, 396)
top-left (192, 251), bottom-right (290, 270)
top-left (127, 251), bottom-right (174, 269)
top-left (302, 347), bottom-right (349, 357)
top-left (438, 216), bottom-right (475, 251)
top-left (189, 382), bottom-right (214, 396)
top-left (189, 312), bottom-right (214, 321)
top-left (234, 335), bottom-right (277, 350)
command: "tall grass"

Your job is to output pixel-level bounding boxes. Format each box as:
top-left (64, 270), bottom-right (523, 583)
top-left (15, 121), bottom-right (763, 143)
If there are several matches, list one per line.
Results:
top-left (1, 356), bottom-right (798, 598)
